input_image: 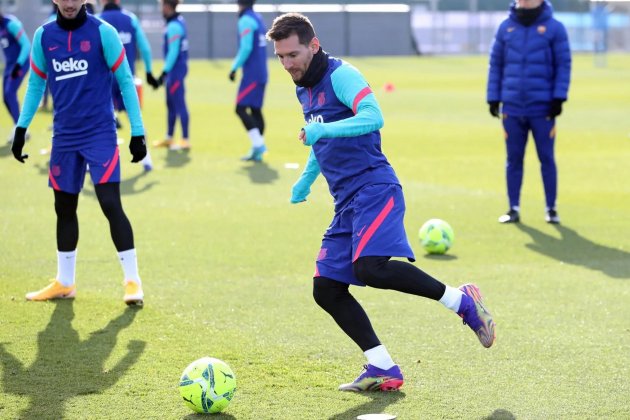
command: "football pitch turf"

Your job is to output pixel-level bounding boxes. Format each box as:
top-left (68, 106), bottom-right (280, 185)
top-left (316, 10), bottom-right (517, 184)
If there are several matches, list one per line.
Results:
top-left (1, 54), bottom-right (629, 419)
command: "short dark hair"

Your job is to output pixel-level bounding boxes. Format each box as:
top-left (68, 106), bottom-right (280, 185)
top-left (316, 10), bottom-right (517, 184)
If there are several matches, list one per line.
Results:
top-left (162, 0), bottom-right (179, 8)
top-left (266, 13), bottom-right (316, 45)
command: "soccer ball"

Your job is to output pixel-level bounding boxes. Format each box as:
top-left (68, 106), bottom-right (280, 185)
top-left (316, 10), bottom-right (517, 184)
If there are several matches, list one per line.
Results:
top-left (179, 357), bottom-right (236, 414)
top-left (418, 219), bottom-right (454, 254)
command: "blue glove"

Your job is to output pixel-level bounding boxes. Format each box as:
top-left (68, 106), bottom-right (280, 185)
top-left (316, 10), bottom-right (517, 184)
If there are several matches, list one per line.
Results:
top-left (290, 149), bottom-right (320, 204)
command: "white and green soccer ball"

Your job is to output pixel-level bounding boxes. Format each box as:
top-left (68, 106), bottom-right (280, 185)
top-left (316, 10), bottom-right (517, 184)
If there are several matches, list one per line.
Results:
top-left (179, 357), bottom-right (236, 414)
top-left (418, 218), bottom-right (454, 254)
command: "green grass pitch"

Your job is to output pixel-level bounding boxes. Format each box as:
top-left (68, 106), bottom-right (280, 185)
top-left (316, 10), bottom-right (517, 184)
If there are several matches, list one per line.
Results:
top-left (1, 53), bottom-right (629, 419)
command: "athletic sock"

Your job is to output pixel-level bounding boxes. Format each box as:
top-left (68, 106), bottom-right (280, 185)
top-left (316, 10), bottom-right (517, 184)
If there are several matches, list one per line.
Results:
top-left (364, 344), bottom-right (396, 370)
top-left (439, 285), bottom-right (464, 312)
top-left (57, 250), bottom-right (77, 286)
top-left (118, 249), bottom-right (141, 285)
top-left (247, 128), bottom-right (265, 148)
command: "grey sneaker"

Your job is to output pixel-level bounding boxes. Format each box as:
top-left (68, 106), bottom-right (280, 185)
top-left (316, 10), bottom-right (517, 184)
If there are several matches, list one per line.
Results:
top-left (545, 209), bottom-right (560, 224)
top-left (498, 209), bottom-right (520, 224)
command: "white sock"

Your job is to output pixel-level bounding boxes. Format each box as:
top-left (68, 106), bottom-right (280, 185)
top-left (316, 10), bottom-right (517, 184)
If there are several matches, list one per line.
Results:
top-left (118, 249), bottom-right (141, 285)
top-left (142, 149), bottom-right (153, 167)
top-left (247, 128), bottom-right (265, 148)
top-left (364, 344), bottom-right (396, 370)
top-left (57, 250), bottom-right (77, 286)
top-left (439, 285), bottom-right (464, 312)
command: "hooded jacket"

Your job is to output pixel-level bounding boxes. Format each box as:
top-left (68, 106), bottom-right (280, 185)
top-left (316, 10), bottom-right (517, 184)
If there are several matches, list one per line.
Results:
top-left (486, 1), bottom-right (571, 117)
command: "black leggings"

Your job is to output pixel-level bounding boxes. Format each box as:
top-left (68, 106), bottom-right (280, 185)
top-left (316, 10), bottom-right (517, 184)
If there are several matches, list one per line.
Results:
top-left (54, 183), bottom-right (134, 252)
top-left (235, 105), bottom-right (264, 135)
top-left (312, 256), bottom-right (446, 351)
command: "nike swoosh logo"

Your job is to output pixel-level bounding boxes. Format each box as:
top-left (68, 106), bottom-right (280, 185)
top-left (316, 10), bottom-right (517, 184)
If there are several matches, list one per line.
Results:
top-left (48, 46), bottom-right (59, 51)
top-left (357, 225), bottom-right (367, 237)
top-left (102, 159), bottom-right (111, 167)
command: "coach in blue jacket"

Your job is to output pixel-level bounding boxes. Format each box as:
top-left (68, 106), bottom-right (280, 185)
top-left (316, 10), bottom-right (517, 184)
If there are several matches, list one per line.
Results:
top-left (487, 0), bottom-right (571, 224)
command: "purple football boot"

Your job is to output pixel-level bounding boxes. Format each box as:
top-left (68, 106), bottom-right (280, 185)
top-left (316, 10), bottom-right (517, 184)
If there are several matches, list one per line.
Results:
top-left (458, 283), bottom-right (496, 348)
top-left (338, 364), bottom-right (404, 392)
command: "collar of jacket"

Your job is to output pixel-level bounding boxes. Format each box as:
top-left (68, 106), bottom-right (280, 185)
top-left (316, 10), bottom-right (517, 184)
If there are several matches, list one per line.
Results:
top-left (295, 47), bottom-right (329, 88)
top-left (56, 5), bottom-right (88, 31)
top-left (103, 3), bottom-right (122, 11)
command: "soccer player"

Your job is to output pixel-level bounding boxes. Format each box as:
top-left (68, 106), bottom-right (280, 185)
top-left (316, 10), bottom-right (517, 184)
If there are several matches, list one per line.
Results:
top-left (152, 0), bottom-right (190, 150)
top-left (487, 0), bottom-right (571, 224)
top-left (266, 13), bottom-right (496, 392)
top-left (99, 0), bottom-right (158, 171)
top-left (10, 0), bottom-right (147, 306)
top-left (229, 0), bottom-right (269, 162)
top-left (0, 10), bottom-right (30, 139)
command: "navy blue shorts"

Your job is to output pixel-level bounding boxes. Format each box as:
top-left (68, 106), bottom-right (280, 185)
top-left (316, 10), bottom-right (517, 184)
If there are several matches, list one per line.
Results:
top-left (236, 79), bottom-right (266, 108)
top-left (314, 184), bottom-right (415, 286)
top-left (49, 145), bottom-right (121, 194)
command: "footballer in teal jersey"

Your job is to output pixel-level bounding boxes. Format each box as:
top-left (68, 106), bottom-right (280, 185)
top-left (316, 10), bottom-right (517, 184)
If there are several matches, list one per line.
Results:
top-left (153, 0), bottom-right (189, 150)
top-left (0, 12), bottom-right (30, 130)
top-left (267, 13), bottom-right (496, 392)
top-left (11, 0), bottom-right (146, 306)
top-left (229, 0), bottom-right (268, 161)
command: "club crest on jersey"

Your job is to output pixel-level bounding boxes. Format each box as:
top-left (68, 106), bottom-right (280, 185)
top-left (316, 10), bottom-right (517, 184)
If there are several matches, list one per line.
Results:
top-left (80, 40), bottom-right (91, 52)
top-left (52, 58), bottom-right (89, 81)
top-left (317, 92), bottom-right (326, 106)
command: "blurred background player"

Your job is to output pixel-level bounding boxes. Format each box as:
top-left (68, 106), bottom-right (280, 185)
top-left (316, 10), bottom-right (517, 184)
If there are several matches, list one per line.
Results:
top-left (267, 13), bottom-right (495, 392)
top-left (99, 0), bottom-right (158, 171)
top-left (11, 0), bottom-right (147, 306)
top-left (153, 0), bottom-right (189, 151)
top-left (0, 8), bottom-right (30, 141)
top-left (229, 0), bottom-right (268, 162)
top-left (486, 0), bottom-right (571, 224)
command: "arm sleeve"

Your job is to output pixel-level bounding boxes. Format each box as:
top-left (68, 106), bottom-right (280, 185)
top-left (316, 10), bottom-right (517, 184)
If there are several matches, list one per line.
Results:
top-left (132, 14), bottom-right (153, 73)
top-left (16, 28), bottom-right (46, 129)
top-left (486, 25), bottom-right (504, 102)
top-left (100, 23), bottom-right (144, 136)
top-left (303, 64), bottom-right (384, 144)
top-left (163, 21), bottom-right (183, 73)
top-left (230, 15), bottom-right (256, 72)
top-left (7, 19), bottom-right (31, 66)
top-left (552, 22), bottom-right (571, 100)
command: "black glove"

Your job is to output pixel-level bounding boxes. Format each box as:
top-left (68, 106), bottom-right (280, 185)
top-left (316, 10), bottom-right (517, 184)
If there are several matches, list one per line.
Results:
top-left (228, 70), bottom-right (236, 82)
top-left (11, 127), bottom-right (28, 163)
top-left (157, 71), bottom-right (167, 87)
top-left (488, 101), bottom-right (500, 118)
top-left (548, 99), bottom-right (564, 119)
top-left (146, 72), bottom-right (159, 89)
top-left (129, 135), bottom-right (147, 163)
top-left (10, 63), bottom-right (21, 79)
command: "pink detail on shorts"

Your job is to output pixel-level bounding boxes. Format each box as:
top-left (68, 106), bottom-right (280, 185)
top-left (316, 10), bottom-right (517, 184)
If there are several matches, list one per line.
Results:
top-left (314, 265), bottom-right (320, 278)
top-left (353, 196), bottom-right (394, 262)
top-left (99, 147), bottom-right (119, 184)
top-left (49, 168), bottom-right (60, 190)
top-left (317, 247), bottom-right (327, 261)
top-left (169, 80), bottom-right (181, 95)
top-left (236, 81), bottom-right (257, 104)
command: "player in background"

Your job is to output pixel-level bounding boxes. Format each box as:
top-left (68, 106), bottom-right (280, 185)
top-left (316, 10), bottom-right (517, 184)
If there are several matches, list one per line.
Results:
top-left (152, 0), bottom-right (189, 151)
top-left (487, 0), bottom-right (571, 224)
top-left (0, 9), bottom-right (30, 141)
top-left (11, 0), bottom-right (147, 306)
top-left (99, 0), bottom-right (158, 171)
top-left (229, 0), bottom-right (268, 162)
top-left (267, 13), bottom-right (495, 392)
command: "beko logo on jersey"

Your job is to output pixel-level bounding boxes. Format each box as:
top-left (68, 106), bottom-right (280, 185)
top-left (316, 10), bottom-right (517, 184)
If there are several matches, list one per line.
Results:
top-left (306, 114), bottom-right (324, 124)
top-left (52, 58), bottom-right (89, 81)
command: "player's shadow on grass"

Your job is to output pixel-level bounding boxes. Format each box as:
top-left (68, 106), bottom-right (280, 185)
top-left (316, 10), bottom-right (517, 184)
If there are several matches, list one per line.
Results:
top-left (81, 170), bottom-right (159, 197)
top-left (485, 409), bottom-right (516, 420)
top-left (0, 301), bottom-right (145, 419)
top-left (517, 223), bottom-right (630, 279)
top-left (328, 391), bottom-right (404, 420)
top-left (0, 142), bottom-right (11, 157)
top-left (165, 148), bottom-right (191, 168)
top-left (239, 161), bottom-right (279, 184)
